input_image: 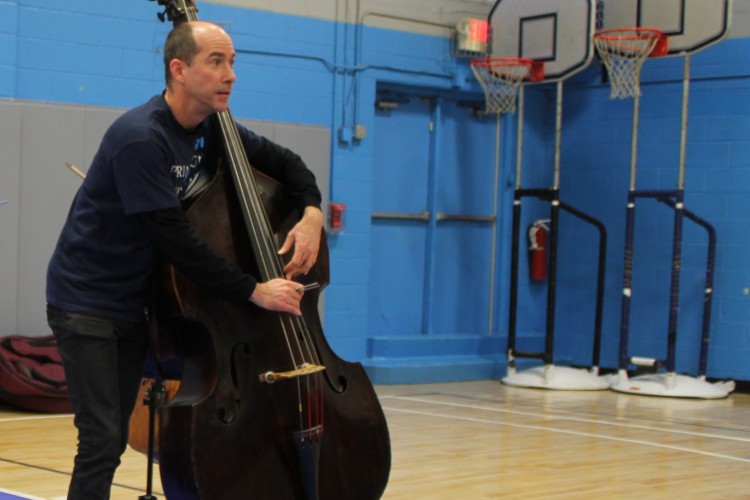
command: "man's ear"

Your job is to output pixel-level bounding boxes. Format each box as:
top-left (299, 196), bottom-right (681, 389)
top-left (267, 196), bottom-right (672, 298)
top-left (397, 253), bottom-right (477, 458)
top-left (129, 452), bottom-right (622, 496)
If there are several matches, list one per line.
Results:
top-left (169, 58), bottom-right (186, 83)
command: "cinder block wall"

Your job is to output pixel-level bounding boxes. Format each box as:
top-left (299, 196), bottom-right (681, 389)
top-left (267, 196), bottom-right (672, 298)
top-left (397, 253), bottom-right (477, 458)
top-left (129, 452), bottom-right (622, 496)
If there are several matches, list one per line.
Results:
top-left (1, 0), bottom-right (749, 381)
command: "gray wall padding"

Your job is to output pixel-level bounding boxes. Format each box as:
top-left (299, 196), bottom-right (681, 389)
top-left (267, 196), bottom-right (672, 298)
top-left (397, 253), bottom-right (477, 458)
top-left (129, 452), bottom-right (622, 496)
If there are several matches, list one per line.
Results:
top-left (0, 100), bottom-right (329, 336)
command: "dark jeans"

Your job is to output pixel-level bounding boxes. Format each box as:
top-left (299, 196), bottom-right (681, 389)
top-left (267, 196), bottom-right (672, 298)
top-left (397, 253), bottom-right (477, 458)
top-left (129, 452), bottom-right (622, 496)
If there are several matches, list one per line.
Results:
top-left (47, 305), bottom-right (148, 500)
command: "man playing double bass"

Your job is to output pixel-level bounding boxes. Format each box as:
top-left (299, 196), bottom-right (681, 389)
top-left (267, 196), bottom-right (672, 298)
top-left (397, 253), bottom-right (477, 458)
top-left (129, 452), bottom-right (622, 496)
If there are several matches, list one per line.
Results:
top-left (46, 21), bottom-right (323, 499)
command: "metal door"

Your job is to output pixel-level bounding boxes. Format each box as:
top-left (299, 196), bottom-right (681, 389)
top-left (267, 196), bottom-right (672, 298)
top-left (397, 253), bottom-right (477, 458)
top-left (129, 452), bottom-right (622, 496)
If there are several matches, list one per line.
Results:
top-left (369, 89), bottom-right (499, 338)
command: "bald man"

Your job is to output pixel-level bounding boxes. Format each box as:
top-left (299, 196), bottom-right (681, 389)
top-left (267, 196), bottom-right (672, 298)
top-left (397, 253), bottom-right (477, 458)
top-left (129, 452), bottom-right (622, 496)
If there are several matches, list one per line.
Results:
top-left (46, 21), bottom-right (323, 498)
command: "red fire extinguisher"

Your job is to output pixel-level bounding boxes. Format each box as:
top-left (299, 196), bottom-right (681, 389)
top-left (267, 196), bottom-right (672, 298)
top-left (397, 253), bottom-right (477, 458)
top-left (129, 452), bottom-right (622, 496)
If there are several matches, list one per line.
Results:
top-left (528, 219), bottom-right (550, 282)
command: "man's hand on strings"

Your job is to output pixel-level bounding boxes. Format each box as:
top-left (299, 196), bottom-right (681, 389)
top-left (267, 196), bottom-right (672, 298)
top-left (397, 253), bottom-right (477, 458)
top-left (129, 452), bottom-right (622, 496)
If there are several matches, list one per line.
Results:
top-left (250, 278), bottom-right (305, 316)
top-left (278, 206), bottom-right (323, 279)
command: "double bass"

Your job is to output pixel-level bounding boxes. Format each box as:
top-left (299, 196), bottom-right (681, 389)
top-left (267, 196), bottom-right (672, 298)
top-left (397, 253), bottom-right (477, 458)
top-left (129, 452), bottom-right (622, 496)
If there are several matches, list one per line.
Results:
top-left (144, 1), bottom-right (391, 498)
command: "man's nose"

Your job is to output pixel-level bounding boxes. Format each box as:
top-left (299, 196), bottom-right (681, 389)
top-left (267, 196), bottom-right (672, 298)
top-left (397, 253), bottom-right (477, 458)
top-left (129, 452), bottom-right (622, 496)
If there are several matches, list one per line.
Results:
top-left (226, 65), bottom-right (237, 83)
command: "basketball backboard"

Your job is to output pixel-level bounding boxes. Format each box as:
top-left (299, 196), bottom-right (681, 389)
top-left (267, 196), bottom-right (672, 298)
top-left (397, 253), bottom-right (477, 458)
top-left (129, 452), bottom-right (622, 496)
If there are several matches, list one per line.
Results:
top-left (597, 0), bottom-right (733, 56)
top-left (488, 0), bottom-right (596, 82)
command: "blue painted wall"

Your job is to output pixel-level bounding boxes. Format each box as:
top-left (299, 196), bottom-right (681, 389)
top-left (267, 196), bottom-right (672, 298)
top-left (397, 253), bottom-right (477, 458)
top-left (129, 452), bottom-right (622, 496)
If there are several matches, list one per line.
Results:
top-left (529, 41), bottom-right (750, 381)
top-left (4, 0), bottom-right (749, 381)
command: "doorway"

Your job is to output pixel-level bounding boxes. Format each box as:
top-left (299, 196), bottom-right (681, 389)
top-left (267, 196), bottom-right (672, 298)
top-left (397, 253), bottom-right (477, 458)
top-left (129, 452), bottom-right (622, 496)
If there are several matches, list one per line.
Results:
top-left (368, 86), bottom-right (501, 341)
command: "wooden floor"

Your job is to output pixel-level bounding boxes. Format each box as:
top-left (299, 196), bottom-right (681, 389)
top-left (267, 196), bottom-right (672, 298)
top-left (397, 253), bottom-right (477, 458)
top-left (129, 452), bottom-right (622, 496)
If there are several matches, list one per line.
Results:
top-left (1, 381), bottom-right (749, 499)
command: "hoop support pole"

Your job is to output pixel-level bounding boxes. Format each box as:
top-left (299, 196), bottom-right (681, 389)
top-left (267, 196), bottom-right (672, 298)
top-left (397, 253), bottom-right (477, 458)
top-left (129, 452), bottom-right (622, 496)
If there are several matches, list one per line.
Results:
top-left (487, 111), bottom-right (503, 334)
top-left (544, 190), bottom-right (561, 365)
top-left (506, 189), bottom-right (523, 371)
top-left (678, 55), bottom-right (691, 190)
top-left (666, 191), bottom-right (685, 373)
top-left (629, 92), bottom-right (641, 191)
top-left (506, 189), bottom-right (607, 372)
top-left (553, 81), bottom-right (563, 190)
top-left (558, 200), bottom-right (607, 369)
top-left (618, 189), bottom-right (637, 371)
top-left (657, 199), bottom-right (717, 377)
top-left (421, 98), bottom-right (441, 335)
top-left (618, 191), bottom-right (717, 377)
top-left (515, 86), bottom-right (525, 190)
top-left (507, 86), bottom-right (526, 357)
top-left (619, 68), bottom-right (643, 370)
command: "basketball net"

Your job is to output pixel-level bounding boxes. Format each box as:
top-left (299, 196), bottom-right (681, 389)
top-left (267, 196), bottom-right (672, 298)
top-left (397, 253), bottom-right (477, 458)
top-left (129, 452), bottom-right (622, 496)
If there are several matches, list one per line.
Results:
top-left (470, 58), bottom-right (535, 114)
top-left (594, 28), bottom-right (664, 99)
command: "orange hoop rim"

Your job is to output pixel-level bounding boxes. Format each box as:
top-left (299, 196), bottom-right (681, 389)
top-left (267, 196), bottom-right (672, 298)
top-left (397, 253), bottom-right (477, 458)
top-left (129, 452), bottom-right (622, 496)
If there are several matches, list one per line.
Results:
top-left (594, 27), bottom-right (669, 57)
top-left (594, 27), bottom-right (663, 41)
top-left (470, 57), bottom-right (545, 82)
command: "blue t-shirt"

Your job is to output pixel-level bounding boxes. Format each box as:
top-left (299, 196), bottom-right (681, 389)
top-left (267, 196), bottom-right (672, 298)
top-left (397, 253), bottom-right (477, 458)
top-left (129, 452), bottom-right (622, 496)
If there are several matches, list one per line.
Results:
top-left (46, 94), bottom-right (262, 322)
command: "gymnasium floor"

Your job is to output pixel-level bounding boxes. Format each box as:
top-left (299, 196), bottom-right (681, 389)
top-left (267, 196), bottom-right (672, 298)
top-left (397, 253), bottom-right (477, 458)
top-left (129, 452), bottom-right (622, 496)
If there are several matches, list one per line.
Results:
top-left (1, 380), bottom-right (748, 499)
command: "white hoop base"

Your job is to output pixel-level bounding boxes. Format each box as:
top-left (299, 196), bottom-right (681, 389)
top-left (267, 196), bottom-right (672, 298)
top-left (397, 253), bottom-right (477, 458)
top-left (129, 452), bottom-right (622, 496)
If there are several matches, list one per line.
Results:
top-left (611, 370), bottom-right (736, 399)
top-left (502, 365), bottom-right (614, 391)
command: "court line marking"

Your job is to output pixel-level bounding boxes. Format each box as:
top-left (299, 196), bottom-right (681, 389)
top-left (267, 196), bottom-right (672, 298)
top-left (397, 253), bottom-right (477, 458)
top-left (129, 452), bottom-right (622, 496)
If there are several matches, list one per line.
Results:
top-left (0, 456), bottom-right (160, 499)
top-left (0, 414), bottom-right (71, 423)
top-left (383, 395), bottom-right (750, 443)
top-left (0, 431), bottom-right (162, 499)
top-left (382, 404), bottom-right (750, 464)
top-left (0, 488), bottom-right (47, 500)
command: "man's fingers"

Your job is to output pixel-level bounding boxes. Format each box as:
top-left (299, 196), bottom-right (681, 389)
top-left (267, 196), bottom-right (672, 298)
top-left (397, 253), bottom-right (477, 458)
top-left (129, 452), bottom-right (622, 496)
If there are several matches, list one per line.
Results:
top-left (278, 233), bottom-right (294, 255)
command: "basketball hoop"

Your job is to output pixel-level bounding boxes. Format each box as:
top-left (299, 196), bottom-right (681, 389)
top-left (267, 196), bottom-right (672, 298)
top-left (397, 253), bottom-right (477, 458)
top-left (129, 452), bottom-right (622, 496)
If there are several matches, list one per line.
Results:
top-left (594, 28), bottom-right (668, 99)
top-left (470, 57), bottom-right (544, 114)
